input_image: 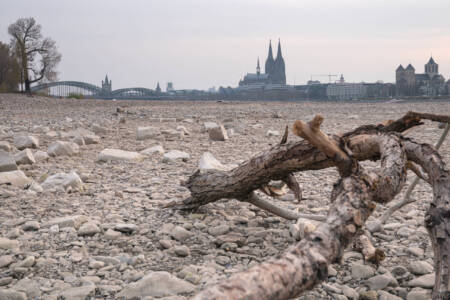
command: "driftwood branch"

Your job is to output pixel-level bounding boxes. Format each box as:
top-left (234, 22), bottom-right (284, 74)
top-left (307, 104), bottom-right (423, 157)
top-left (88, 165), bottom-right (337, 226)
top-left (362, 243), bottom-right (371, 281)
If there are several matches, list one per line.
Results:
top-left (173, 111), bottom-right (450, 299)
top-left (192, 119), bottom-right (407, 300)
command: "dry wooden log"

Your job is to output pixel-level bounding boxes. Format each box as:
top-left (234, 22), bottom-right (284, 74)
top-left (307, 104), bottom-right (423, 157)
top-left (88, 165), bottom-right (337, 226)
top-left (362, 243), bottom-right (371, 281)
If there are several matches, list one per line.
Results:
top-left (370, 122), bottom-right (450, 233)
top-left (192, 118), bottom-right (407, 300)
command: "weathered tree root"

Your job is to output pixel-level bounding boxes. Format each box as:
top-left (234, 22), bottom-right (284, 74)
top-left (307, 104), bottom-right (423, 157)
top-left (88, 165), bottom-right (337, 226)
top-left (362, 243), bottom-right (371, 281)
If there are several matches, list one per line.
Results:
top-left (192, 116), bottom-right (408, 299)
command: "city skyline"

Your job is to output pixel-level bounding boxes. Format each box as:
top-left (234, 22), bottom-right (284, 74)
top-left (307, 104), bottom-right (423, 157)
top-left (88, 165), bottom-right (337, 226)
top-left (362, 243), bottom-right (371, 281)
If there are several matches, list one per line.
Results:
top-left (1, 0), bottom-right (450, 90)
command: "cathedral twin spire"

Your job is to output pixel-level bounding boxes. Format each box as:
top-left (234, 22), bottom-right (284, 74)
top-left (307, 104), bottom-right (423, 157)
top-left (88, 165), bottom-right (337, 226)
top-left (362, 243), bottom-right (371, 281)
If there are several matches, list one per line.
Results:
top-left (264, 39), bottom-right (286, 84)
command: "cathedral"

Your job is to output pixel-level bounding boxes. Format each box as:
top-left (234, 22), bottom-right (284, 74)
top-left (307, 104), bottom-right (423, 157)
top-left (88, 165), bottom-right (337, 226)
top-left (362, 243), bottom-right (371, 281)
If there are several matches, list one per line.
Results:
top-left (239, 40), bottom-right (286, 87)
top-left (396, 57), bottom-right (446, 96)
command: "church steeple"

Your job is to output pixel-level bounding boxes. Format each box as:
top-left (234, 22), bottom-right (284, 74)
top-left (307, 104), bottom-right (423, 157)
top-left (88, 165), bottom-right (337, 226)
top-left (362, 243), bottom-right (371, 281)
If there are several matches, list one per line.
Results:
top-left (256, 57), bottom-right (260, 75)
top-left (265, 40), bottom-right (275, 75)
top-left (276, 39), bottom-right (283, 60)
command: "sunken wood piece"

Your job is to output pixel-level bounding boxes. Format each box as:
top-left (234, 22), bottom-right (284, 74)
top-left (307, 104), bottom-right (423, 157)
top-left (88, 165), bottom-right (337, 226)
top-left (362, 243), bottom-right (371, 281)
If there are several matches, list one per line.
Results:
top-left (404, 138), bottom-right (450, 300)
top-left (192, 123), bottom-right (407, 300)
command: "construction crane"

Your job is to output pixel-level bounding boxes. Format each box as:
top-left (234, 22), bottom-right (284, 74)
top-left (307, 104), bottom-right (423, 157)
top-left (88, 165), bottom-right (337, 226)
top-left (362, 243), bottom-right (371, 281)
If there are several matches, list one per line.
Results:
top-left (310, 74), bottom-right (338, 83)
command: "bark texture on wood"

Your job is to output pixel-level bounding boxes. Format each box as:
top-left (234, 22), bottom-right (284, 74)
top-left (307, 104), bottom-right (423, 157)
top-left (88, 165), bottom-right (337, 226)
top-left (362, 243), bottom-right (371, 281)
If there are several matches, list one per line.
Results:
top-left (192, 126), bottom-right (407, 300)
top-left (404, 139), bottom-right (450, 300)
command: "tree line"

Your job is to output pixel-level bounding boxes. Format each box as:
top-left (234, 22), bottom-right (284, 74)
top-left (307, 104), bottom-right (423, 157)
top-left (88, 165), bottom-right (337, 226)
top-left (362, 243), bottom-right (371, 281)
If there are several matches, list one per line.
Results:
top-left (0, 17), bottom-right (61, 93)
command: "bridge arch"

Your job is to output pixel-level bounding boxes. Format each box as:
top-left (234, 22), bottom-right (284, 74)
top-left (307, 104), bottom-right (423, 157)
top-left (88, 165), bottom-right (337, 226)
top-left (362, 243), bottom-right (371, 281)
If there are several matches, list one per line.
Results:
top-left (110, 87), bottom-right (156, 98)
top-left (31, 81), bottom-right (102, 97)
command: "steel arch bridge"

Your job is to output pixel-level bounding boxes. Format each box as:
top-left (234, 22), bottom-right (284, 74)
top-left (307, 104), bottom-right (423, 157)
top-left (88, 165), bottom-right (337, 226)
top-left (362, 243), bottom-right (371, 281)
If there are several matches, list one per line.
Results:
top-left (31, 81), bottom-right (102, 97)
top-left (31, 80), bottom-right (158, 99)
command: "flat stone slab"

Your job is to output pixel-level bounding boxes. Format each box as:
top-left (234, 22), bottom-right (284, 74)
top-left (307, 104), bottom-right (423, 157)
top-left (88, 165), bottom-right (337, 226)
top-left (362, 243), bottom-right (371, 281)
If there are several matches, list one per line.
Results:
top-left (0, 170), bottom-right (31, 187)
top-left (98, 148), bottom-right (144, 162)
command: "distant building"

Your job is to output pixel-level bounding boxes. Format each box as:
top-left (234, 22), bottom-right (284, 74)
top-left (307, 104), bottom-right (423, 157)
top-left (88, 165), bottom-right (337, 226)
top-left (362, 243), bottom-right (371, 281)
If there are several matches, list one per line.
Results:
top-left (101, 75), bottom-right (112, 95)
top-left (326, 75), bottom-right (367, 100)
top-left (396, 56), bottom-right (446, 96)
top-left (155, 82), bottom-right (161, 93)
top-left (166, 82), bottom-right (174, 92)
top-left (239, 40), bottom-right (286, 87)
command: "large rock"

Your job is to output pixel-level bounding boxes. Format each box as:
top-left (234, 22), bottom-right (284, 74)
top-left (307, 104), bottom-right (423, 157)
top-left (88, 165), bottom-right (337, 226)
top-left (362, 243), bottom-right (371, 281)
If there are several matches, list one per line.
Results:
top-left (58, 285), bottom-right (96, 300)
top-left (140, 145), bottom-right (164, 156)
top-left (408, 261), bottom-right (434, 275)
top-left (408, 273), bottom-right (435, 288)
top-left (163, 150), bottom-right (190, 162)
top-left (0, 289), bottom-right (27, 300)
top-left (0, 150), bottom-right (18, 172)
top-left (78, 222), bottom-right (100, 236)
top-left (13, 135), bottom-right (39, 150)
top-left (116, 271), bottom-right (195, 299)
top-left (41, 171), bottom-right (83, 191)
top-left (0, 170), bottom-right (31, 187)
top-left (0, 238), bottom-right (20, 250)
top-left (47, 141), bottom-right (80, 157)
top-left (208, 125), bottom-right (228, 141)
top-left (98, 148), bottom-right (144, 162)
top-left (14, 149), bottom-right (35, 165)
top-left (351, 263), bottom-right (375, 280)
top-left (198, 152), bottom-right (236, 172)
top-left (136, 126), bottom-right (159, 140)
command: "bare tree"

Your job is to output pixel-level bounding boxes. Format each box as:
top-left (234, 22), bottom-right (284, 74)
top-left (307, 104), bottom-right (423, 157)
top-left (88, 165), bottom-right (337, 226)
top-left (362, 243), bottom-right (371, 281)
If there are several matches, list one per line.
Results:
top-left (0, 41), bottom-right (20, 92)
top-left (8, 17), bottom-right (61, 92)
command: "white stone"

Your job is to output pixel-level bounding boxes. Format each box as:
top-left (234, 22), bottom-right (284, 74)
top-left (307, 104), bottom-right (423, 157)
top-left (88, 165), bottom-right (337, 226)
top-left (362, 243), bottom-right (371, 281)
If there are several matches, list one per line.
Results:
top-left (13, 135), bottom-right (39, 150)
top-left (136, 126), bottom-right (159, 140)
top-left (266, 130), bottom-right (280, 137)
top-left (78, 222), bottom-right (100, 236)
top-left (33, 151), bottom-right (49, 162)
top-left (140, 145), bottom-right (165, 156)
top-left (176, 125), bottom-right (190, 135)
top-left (202, 122), bottom-right (218, 132)
top-left (0, 150), bottom-right (18, 172)
top-left (163, 150), bottom-right (190, 162)
top-left (14, 149), bottom-right (35, 165)
top-left (0, 170), bottom-right (31, 187)
top-left (41, 171), bottom-right (83, 191)
top-left (208, 125), bottom-right (228, 141)
top-left (58, 285), bottom-right (96, 300)
top-left (98, 148), bottom-right (144, 162)
top-left (0, 237), bottom-right (20, 249)
top-left (198, 152), bottom-right (237, 172)
top-left (46, 215), bottom-right (88, 229)
top-left (47, 141), bottom-right (79, 157)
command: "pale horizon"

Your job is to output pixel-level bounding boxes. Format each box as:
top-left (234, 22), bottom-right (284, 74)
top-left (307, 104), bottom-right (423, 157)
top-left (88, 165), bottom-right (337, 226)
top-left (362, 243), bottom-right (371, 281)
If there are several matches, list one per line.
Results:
top-left (1, 0), bottom-right (449, 90)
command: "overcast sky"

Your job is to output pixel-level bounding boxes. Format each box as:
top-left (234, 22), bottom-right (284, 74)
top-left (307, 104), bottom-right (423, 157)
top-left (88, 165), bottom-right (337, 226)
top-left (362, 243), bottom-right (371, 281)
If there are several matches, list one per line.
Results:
top-left (1, 0), bottom-right (450, 90)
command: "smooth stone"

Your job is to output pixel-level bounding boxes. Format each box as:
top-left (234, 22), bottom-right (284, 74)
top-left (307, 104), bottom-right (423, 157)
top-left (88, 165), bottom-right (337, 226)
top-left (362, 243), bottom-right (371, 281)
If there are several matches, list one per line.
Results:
top-left (378, 290), bottom-right (403, 300)
top-left (0, 289), bottom-right (27, 300)
top-left (163, 150), bottom-right (190, 162)
top-left (116, 271), bottom-right (195, 299)
top-left (14, 149), bottom-right (35, 165)
top-left (174, 245), bottom-right (190, 257)
top-left (136, 126), bottom-right (159, 140)
top-left (408, 273), bottom-right (435, 288)
top-left (14, 135), bottom-right (39, 150)
top-left (359, 290), bottom-right (378, 300)
top-left (104, 228), bottom-right (122, 240)
top-left (266, 130), bottom-right (280, 136)
top-left (351, 263), bottom-right (375, 280)
top-left (33, 151), bottom-right (49, 162)
top-left (58, 285), bottom-right (96, 300)
top-left (0, 171), bottom-right (31, 187)
top-left (98, 148), bottom-right (144, 162)
top-left (114, 223), bottom-right (138, 234)
top-left (0, 238), bottom-right (19, 250)
top-left (140, 145), bottom-right (165, 155)
top-left (13, 278), bottom-right (40, 299)
top-left (0, 141), bottom-right (11, 152)
top-left (41, 171), bottom-right (83, 191)
top-left (366, 274), bottom-right (392, 290)
top-left (208, 225), bottom-right (230, 236)
top-left (406, 289), bottom-right (431, 300)
top-left (78, 222), bottom-right (100, 236)
top-left (0, 255), bottom-right (14, 268)
top-left (408, 261), bottom-right (434, 275)
top-left (22, 221), bottom-right (40, 231)
top-left (202, 122), bottom-right (218, 132)
top-left (47, 141), bottom-right (79, 157)
top-left (0, 150), bottom-right (17, 172)
top-left (46, 215), bottom-right (88, 229)
top-left (170, 226), bottom-right (193, 241)
top-left (208, 125), bottom-right (228, 141)
top-left (198, 152), bottom-right (236, 172)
